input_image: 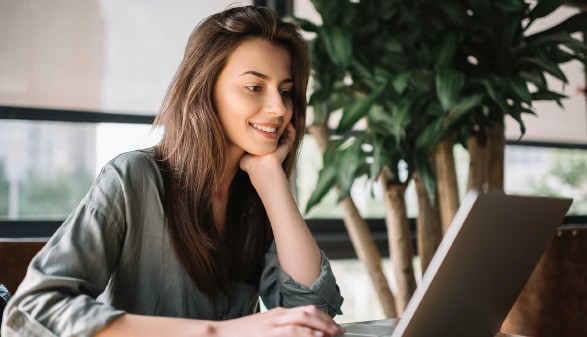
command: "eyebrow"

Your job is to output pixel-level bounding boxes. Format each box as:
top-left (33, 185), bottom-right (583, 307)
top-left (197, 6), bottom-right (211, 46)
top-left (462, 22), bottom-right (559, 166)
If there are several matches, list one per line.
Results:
top-left (239, 70), bottom-right (293, 84)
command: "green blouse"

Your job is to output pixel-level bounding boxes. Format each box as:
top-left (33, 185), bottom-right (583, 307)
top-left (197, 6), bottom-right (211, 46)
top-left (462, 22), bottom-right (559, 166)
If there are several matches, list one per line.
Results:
top-left (2, 149), bottom-right (343, 337)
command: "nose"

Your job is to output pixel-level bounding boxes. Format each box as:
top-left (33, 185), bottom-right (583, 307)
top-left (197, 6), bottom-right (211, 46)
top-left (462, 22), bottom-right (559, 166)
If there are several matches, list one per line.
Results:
top-left (263, 88), bottom-right (287, 117)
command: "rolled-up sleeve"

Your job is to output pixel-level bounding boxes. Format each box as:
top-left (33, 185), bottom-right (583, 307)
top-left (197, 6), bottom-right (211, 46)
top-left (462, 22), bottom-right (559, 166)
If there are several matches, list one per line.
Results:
top-left (259, 242), bottom-right (344, 317)
top-left (1, 164), bottom-right (127, 337)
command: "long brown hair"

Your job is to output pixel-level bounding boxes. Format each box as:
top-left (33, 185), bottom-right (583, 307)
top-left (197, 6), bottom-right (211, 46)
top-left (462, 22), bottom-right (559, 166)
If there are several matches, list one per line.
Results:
top-left (153, 6), bottom-right (310, 295)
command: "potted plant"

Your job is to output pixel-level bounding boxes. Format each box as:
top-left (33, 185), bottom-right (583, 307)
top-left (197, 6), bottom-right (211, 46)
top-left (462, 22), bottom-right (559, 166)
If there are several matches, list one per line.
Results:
top-left (294, 0), bottom-right (587, 316)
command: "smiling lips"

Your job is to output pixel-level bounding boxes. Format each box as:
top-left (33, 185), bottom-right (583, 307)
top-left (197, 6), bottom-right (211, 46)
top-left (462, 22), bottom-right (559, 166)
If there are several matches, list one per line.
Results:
top-left (250, 122), bottom-right (279, 139)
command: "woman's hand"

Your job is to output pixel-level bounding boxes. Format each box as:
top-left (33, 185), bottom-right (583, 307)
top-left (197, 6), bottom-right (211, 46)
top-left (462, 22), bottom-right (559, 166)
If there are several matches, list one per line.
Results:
top-left (214, 305), bottom-right (345, 337)
top-left (239, 123), bottom-right (296, 190)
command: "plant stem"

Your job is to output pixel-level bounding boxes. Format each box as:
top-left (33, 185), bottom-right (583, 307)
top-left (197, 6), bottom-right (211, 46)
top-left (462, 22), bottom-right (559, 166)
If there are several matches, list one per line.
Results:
top-left (434, 137), bottom-right (460, 233)
top-left (414, 171), bottom-right (443, 273)
top-left (488, 121), bottom-right (505, 190)
top-left (467, 133), bottom-right (490, 192)
top-left (380, 171), bottom-right (416, 315)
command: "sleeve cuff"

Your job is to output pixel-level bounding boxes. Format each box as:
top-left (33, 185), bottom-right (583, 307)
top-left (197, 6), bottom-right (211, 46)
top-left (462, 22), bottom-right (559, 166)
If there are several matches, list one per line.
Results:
top-left (276, 251), bottom-right (344, 316)
top-left (3, 302), bottom-right (125, 337)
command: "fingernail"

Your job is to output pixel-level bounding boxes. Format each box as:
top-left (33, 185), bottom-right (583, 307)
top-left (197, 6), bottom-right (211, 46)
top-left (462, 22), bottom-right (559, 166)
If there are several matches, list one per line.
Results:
top-left (313, 330), bottom-right (324, 337)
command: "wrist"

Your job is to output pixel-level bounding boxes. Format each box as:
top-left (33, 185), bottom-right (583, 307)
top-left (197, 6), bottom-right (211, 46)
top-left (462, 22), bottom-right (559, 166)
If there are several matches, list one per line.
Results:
top-left (248, 165), bottom-right (288, 194)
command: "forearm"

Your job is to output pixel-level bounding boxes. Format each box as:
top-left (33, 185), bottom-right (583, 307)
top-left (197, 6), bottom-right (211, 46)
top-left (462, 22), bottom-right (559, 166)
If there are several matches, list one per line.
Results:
top-left (96, 314), bottom-right (219, 337)
top-left (255, 169), bottom-right (322, 288)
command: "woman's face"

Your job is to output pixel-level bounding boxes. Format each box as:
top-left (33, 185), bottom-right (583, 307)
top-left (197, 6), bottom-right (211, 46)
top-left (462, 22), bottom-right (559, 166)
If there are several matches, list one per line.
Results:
top-left (214, 38), bottom-right (294, 157)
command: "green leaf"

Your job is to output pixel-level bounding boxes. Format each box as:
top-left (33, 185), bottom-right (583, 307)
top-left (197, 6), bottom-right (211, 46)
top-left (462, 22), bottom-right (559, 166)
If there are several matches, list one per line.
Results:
top-left (305, 163), bottom-right (337, 214)
top-left (389, 99), bottom-right (413, 144)
top-left (413, 154), bottom-right (437, 206)
top-left (288, 16), bottom-right (319, 33)
top-left (305, 137), bottom-right (348, 213)
top-left (508, 106), bottom-right (527, 138)
top-left (436, 68), bottom-right (465, 111)
top-left (506, 78), bottom-right (532, 104)
top-left (350, 59), bottom-right (373, 82)
top-left (311, 0), bottom-right (344, 25)
top-left (445, 94), bottom-right (484, 128)
top-left (323, 138), bottom-right (347, 163)
top-left (519, 70), bottom-right (547, 90)
top-left (337, 83), bottom-right (386, 133)
top-left (369, 134), bottom-right (390, 181)
top-left (319, 26), bottom-right (352, 67)
top-left (529, 32), bottom-right (587, 55)
top-left (329, 86), bottom-right (357, 112)
top-left (436, 32), bottom-right (460, 67)
top-left (481, 79), bottom-right (510, 114)
top-left (495, 0), bottom-right (526, 12)
top-left (368, 104), bottom-right (394, 133)
top-left (528, 12), bottom-right (587, 40)
top-left (415, 119), bottom-right (445, 150)
top-left (373, 67), bottom-right (393, 83)
top-left (531, 90), bottom-right (567, 101)
top-left (383, 37), bottom-right (404, 53)
top-left (515, 56), bottom-right (567, 82)
top-left (526, 0), bottom-right (563, 20)
top-left (309, 70), bottom-right (335, 104)
top-left (438, 2), bottom-right (468, 26)
top-left (336, 139), bottom-right (364, 199)
top-left (466, 0), bottom-right (494, 19)
top-left (310, 102), bottom-right (328, 126)
top-left (392, 71), bottom-right (411, 94)
top-left (562, 38), bottom-right (587, 55)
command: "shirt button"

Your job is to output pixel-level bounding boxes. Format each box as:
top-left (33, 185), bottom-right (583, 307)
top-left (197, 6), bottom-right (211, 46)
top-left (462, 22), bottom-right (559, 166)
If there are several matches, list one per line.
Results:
top-left (15, 315), bottom-right (25, 327)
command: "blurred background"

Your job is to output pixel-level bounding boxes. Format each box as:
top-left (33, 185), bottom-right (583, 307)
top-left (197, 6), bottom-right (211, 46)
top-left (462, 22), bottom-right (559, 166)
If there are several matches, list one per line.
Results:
top-left (1, 0), bottom-right (586, 324)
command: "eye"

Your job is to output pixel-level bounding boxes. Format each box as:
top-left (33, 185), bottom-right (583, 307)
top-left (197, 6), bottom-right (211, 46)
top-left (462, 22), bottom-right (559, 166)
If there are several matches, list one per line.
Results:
top-left (280, 89), bottom-right (293, 98)
top-left (245, 85), bottom-right (262, 92)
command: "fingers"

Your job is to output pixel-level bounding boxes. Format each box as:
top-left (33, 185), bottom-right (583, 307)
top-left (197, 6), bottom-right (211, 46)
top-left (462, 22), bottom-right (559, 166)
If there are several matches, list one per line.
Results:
top-left (273, 325), bottom-right (331, 337)
top-left (273, 306), bottom-right (344, 336)
top-left (275, 123), bottom-right (296, 160)
top-left (239, 123), bottom-right (295, 174)
top-left (281, 123), bottom-right (296, 144)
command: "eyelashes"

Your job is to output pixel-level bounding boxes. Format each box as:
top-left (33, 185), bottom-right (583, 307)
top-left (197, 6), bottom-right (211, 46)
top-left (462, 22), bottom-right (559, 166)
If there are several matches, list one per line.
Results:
top-left (245, 85), bottom-right (293, 98)
top-left (245, 85), bottom-right (262, 92)
top-left (279, 90), bottom-right (292, 98)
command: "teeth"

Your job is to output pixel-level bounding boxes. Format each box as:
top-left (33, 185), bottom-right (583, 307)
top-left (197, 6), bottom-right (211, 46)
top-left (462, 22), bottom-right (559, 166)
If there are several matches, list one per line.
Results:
top-left (251, 123), bottom-right (277, 133)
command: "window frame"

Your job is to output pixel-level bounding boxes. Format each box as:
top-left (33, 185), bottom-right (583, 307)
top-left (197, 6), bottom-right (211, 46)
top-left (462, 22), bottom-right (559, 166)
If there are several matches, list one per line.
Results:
top-left (2, 104), bottom-right (586, 258)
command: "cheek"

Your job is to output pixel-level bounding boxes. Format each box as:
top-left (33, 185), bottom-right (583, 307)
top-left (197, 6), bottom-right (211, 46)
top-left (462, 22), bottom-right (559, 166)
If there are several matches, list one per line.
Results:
top-left (217, 90), bottom-right (258, 122)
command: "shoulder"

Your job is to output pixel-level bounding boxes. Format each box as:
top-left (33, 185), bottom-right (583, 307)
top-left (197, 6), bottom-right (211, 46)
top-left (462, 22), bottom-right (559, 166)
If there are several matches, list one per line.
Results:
top-left (99, 148), bottom-right (163, 185)
top-left (107, 148), bottom-right (160, 175)
top-left (82, 148), bottom-right (164, 207)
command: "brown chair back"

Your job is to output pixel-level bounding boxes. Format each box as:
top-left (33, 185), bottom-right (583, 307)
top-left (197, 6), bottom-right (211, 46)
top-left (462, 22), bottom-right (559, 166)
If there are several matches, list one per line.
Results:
top-left (0, 239), bottom-right (47, 294)
top-left (502, 226), bottom-right (587, 337)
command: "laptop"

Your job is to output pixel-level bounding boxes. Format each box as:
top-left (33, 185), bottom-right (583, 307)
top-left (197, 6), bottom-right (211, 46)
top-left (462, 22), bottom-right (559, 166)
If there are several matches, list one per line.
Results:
top-left (340, 189), bottom-right (572, 337)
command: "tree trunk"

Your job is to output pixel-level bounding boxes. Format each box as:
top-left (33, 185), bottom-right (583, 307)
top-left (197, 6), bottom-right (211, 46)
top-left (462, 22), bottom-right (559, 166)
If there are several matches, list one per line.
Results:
top-left (413, 171), bottom-right (443, 273)
top-left (434, 137), bottom-right (460, 234)
top-left (467, 133), bottom-right (490, 192)
top-left (339, 198), bottom-right (397, 318)
top-left (380, 171), bottom-right (417, 315)
top-left (309, 123), bottom-right (397, 318)
top-left (487, 121), bottom-right (505, 190)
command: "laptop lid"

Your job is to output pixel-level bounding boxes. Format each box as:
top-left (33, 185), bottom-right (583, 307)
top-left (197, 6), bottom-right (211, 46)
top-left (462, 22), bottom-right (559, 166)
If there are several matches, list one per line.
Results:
top-left (389, 190), bottom-right (572, 337)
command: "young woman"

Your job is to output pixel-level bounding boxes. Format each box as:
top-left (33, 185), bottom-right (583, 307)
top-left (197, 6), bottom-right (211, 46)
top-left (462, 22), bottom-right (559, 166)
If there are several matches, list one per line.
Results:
top-left (1, 6), bottom-right (344, 337)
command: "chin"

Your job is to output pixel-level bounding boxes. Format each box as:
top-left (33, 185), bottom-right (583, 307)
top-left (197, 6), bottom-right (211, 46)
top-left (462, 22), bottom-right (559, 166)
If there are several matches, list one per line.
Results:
top-left (246, 145), bottom-right (277, 156)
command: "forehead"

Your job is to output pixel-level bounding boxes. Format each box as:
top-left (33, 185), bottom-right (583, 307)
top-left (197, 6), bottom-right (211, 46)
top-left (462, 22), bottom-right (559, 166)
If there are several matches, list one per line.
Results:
top-left (222, 38), bottom-right (292, 79)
